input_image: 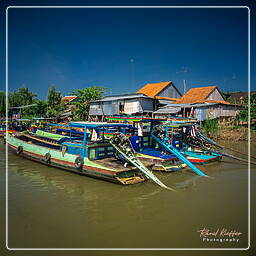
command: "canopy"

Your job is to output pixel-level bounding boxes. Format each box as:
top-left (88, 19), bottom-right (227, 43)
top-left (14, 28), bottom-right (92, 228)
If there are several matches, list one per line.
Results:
top-left (69, 121), bottom-right (135, 129)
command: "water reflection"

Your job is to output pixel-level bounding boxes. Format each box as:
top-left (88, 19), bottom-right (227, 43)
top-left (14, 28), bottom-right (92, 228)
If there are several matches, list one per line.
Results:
top-left (1, 142), bottom-right (251, 249)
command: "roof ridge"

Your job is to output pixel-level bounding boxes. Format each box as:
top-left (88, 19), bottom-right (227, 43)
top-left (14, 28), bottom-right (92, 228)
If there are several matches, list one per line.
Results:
top-left (145, 81), bottom-right (172, 85)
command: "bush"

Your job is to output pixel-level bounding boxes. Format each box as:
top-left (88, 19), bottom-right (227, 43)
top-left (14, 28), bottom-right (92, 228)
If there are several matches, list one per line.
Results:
top-left (202, 119), bottom-right (219, 135)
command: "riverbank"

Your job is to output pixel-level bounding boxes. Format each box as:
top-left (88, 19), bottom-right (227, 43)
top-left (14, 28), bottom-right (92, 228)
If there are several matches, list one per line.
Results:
top-left (207, 127), bottom-right (255, 142)
top-left (202, 118), bottom-right (255, 142)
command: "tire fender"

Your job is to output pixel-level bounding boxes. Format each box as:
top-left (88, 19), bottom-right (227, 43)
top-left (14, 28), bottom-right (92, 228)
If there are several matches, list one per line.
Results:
top-left (75, 156), bottom-right (84, 169)
top-left (17, 145), bottom-right (23, 154)
top-left (45, 152), bottom-right (51, 163)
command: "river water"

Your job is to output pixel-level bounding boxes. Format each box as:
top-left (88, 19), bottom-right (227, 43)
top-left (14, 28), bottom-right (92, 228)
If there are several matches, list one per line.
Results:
top-left (0, 141), bottom-right (255, 254)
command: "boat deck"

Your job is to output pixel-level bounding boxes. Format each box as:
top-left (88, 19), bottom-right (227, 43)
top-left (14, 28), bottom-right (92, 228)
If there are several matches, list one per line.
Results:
top-left (94, 157), bottom-right (154, 172)
top-left (139, 148), bottom-right (176, 160)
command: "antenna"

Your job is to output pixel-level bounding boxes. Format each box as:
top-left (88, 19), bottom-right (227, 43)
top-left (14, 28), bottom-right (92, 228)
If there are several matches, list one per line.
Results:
top-left (183, 79), bottom-right (187, 95)
top-left (130, 58), bottom-right (135, 88)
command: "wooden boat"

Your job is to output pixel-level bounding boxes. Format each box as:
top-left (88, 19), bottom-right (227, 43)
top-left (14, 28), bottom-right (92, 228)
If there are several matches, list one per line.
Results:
top-left (39, 122), bottom-right (187, 173)
top-left (163, 123), bottom-right (222, 164)
top-left (106, 116), bottom-right (220, 166)
top-left (180, 149), bottom-right (222, 164)
top-left (0, 120), bottom-right (17, 138)
top-left (7, 122), bottom-right (153, 185)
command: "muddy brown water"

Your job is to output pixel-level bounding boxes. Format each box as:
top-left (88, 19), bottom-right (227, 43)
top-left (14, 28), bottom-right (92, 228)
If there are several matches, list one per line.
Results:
top-left (0, 141), bottom-right (255, 253)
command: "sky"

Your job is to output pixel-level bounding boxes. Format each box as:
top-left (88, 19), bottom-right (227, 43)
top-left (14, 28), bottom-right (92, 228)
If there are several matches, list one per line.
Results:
top-left (2, 5), bottom-right (251, 99)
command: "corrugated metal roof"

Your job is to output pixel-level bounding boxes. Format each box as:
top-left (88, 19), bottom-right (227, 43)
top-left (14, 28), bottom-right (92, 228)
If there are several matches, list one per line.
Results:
top-left (155, 96), bottom-right (179, 101)
top-left (158, 100), bottom-right (173, 105)
top-left (163, 102), bottom-right (218, 107)
top-left (154, 107), bottom-right (181, 114)
top-left (91, 93), bottom-right (153, 102)
top-left (9, 104), bottom-right (37, 109)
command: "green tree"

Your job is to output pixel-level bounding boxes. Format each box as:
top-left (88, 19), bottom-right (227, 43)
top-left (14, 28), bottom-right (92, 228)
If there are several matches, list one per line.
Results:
top-left (237, 94), bottom-right (256, 122)
top-left (223, 91), bottom-right (232, 101)
top-left (9, 91), bottom-right (22, 107)
top-left (46, 85), bottom-right (64, 118)
top-left (18, 87), bottom-right (37, 105)
top-left (22, 99), bottom-right (48, 118)
top-left (8, 87), bottom-right (37, 118)
top-left (0, 91), bottom-right (6, 118)
top-left (9, 87), bottom-right (37, 107)
top-left (71, 86), bottom-right (108, 120)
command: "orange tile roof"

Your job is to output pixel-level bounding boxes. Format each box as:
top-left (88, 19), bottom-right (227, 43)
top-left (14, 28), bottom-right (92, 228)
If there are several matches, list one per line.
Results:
top-left (175, 86), bottom-right (217, 104)
top-left (137, 81), bottom-right (173, 97)
top-left (170, 86), bottom-right (230, 105)
top-left (62, 96), bottom-right (77, 102)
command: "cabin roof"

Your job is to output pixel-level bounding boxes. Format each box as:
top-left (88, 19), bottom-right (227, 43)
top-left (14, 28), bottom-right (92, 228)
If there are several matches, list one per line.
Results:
top-left (69, 121), bottom-right (135, 129)
top-left (15, 118), bottom-right (31, 121)
top-left (106, 116), bottom-right (166, 122)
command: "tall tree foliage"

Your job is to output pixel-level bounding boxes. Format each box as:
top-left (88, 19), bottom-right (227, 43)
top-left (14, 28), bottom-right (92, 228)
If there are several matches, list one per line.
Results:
top-left (71, 86), bottom-right (108, 120)
top-left (8, 87), bottom-right (38, 117)
top-left (21, 99), bottom-right (48, 118)
top-left (0, 91), bottom-right (6, 117)
top-left (238, 94), bottom-right (256, 122)
top-left (9, 87), bottom-right (37, 107)
top-left (46, 85), bottom-right (64, 118)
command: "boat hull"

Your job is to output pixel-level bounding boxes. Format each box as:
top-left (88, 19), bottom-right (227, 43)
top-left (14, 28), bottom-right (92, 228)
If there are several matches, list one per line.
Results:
top-left (183, 151), bottom-right (222, 164)
top-left (7, 135), bottom-right (146, 185)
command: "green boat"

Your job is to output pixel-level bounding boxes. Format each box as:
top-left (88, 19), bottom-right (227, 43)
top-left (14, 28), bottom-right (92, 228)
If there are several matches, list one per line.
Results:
top-left (7, 122), bottom-right (153, 185)
top-left (38, 122), bottom-right (187, 173)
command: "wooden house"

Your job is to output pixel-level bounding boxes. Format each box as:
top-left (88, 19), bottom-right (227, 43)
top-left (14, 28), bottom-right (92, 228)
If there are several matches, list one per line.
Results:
top-left (89, 93), bottom-right (155, 120)
top-left (154, 86), bottom-right (241, 120)
top-left (137, 81), bottom-right (182, 105)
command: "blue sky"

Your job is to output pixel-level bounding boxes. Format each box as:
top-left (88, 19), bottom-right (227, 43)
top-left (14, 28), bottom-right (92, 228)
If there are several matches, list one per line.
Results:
top-left (3, 5), bottom-right (250, 99)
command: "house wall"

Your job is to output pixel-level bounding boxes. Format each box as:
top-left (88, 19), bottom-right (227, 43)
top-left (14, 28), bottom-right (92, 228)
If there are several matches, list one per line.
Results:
top-left (207, 88), bottom-right (225, 101)
top-left (89, 98), bottom-right (154, 116)
top-left (157, 85), bottom-right (181, 98)
top-left (218, 105), bottom-right (240, 118)
top-left (89, 102), bottom-right (103, 115)
top-left (102, 101), bottom-right (119, 115)
top-left (196, 107), bottom-right (207, 121)
top-left (195, 104), bottom-right (240, 120)
top-left (139, 98), bottom-right (154, 112)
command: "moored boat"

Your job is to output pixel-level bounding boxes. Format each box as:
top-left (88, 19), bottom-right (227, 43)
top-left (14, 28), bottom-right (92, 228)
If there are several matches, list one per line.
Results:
top-left (38, 121), bottom-right (187, 173)
top-left (7, 122), bottom-right (152, 185)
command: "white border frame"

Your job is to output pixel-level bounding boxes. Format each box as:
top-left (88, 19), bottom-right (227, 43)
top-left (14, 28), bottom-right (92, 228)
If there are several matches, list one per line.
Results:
top-left (5, 5), bottom-right (251, 251)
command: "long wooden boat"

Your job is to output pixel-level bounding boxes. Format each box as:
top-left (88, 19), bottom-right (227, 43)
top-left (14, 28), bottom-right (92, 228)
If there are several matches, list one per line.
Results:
top-left (7, 123), bottom-right (154, 185)
top-left (37, 123), bottom-right (187, 173)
